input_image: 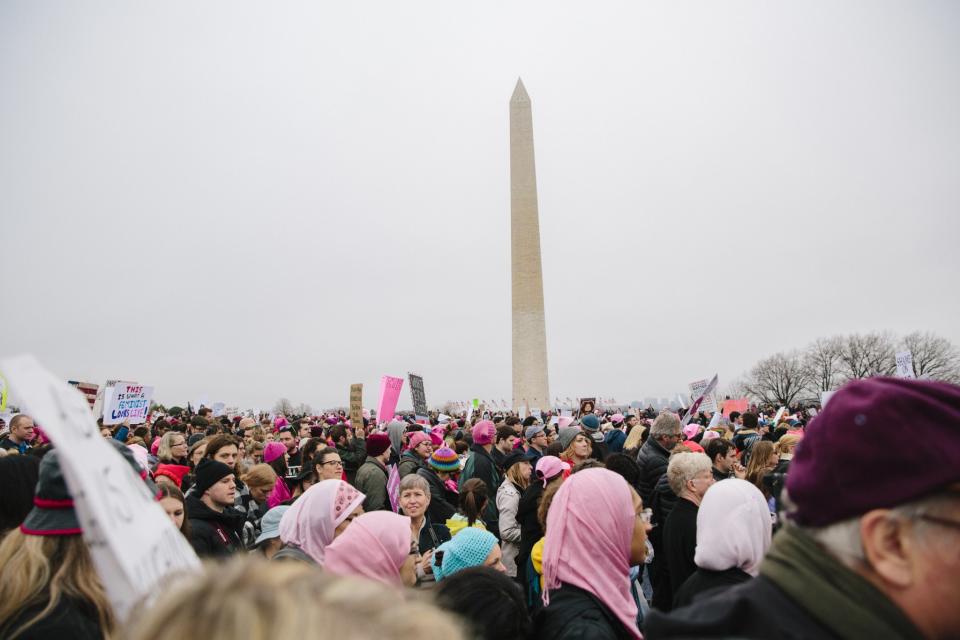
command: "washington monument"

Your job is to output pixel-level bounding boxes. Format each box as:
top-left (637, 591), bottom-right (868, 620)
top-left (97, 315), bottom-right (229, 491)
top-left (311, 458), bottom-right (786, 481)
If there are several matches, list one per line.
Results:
top-left (510, 78), bottom-right (550, 412)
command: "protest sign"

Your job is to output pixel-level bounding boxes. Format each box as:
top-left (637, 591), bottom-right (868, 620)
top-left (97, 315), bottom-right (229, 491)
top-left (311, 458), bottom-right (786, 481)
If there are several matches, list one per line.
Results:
top-left (408, 373), bottom-right (428, 420)
top-left (772, 406), bottom-right (786, 426)
top-left (0, 354), bottom-right (200, 620)
top-left (688, 378), bottom-right (719, 415)
top-left (682, 374), bottom-right (719, 426)
top-left (895, 351), bottom-right (915, 379)
top-left (707, 410), bottom-right (722, 429)
top-left (530, 407), bottom-right (542, 420)
top-left (0, 373), bottom-right (6, 411)
top-left (820, 391), bottom-right (835, 407)
top-left (578, 397), bottom-right (596, 417)
top-left (376, 375), bottom-right (404, 425)
top-left (104, 382), bottom-right (153, 426)
top-left (212, 402), bottom-right (226, 417)
top-left (721, 398), bottom-right (749, 416)
top-left (349, 384), bottom-right (364, 431)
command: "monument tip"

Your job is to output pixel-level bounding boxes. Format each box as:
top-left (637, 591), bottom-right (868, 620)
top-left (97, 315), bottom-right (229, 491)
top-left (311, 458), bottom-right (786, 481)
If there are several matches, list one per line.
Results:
top-left (511, 77), bottom-right (529, 103)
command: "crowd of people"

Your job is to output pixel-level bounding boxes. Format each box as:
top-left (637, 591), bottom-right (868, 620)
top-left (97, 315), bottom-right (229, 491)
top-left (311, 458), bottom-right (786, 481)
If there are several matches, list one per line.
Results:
top-left (0, 376), bottom-right (958, 639)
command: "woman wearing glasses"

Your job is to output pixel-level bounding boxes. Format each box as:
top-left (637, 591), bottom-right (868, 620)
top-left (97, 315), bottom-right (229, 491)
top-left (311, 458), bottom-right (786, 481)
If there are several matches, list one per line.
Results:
top-left (313, 447), bottom-right (346, 482)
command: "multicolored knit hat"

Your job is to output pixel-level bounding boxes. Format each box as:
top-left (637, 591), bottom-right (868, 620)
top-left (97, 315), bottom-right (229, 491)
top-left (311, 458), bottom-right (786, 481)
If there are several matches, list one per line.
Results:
top-left (431, 526), bottom-right (498, 581)
top-left (429, 447), bottom-right (460, 473)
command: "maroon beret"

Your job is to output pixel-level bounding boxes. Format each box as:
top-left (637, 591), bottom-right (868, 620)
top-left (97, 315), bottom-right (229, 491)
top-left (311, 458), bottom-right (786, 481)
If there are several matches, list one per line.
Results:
top-left (787, 377), bottom-right (960, 527)
top-left (365, 433), bottom-right (392, 457)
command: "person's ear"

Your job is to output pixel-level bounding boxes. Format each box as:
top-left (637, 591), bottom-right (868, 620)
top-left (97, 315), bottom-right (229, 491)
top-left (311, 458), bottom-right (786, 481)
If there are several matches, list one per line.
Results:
top-left (860, 509), bottom-right (915, 589)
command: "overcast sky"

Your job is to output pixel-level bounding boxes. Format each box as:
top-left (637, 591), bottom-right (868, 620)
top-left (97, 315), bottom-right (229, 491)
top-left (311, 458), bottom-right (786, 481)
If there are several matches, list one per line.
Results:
top-left (2, 1), bottom-right (958, 411)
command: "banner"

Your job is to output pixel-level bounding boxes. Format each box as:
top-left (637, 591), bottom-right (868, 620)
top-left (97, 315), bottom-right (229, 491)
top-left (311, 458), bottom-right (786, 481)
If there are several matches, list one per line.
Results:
top-left (682, 374), bottom-right (719, 426)
top-left (895, 351), bottom-right (915, 379)
top-left (721, 398), bottom-right (749, 416)
top-left (408, 373), bottom-right (428, 420)
top-left (688, 378), bottom-right (719, 415)
top-left (104, 383), bottom-right (154, 426)
top-left (376, 375), bottom-right (404, 425)
top-left (349, 384), bottom-right (363, 431)
top-left (1, 354), bottom-right (200, 620)
top-left (68, 380), bottom-right (99, 410)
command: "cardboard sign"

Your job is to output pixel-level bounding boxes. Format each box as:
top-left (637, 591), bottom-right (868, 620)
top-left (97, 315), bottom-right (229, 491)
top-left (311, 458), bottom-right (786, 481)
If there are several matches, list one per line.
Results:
top-left (408, 373), bottom-right (428, 420)
top-left (895, 351), bottom-right (915, 379)
top-left (104, 383), bottom-right (154, 426)
top-left (688, 378), bottom-right (719, 415)
top-left (349, 384), bottom-right (364, 431)
top-left (0, 355), bottom-right (200, 620)
top-left (377, 376), bottom-right (404, 425)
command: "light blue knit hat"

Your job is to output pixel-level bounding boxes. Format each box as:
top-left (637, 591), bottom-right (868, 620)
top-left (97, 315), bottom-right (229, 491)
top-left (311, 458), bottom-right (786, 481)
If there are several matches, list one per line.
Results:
top-left (431, 527), bottom-right (498, 581)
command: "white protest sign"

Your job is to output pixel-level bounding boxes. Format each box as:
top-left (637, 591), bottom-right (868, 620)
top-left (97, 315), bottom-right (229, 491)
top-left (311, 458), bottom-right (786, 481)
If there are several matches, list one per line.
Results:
top-left (820, 391), bottom-right (835, 408)
top-left (104, 383), bottom-right (154, 426)
top-left (707, 410), bottom-right (722, 429)
top-left (212, 402), bottom-right (226, 417)
top-left (530, 407), bottom-right (542, 420)
top-left (688, 378), bottom-right (719, 415)
top-left (895, 351), bottom-right (915, 379)
top-left (772, 406), bottom-right (786, 426)
top-left (682, 374), bottom-right (719, 426)
top-left (0, 355), bottom-right (200, 620)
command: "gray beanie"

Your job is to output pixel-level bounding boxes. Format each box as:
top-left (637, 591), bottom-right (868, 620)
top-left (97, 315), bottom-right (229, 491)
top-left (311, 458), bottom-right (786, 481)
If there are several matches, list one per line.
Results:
top-left (558, 427), bottom-right (580, 451)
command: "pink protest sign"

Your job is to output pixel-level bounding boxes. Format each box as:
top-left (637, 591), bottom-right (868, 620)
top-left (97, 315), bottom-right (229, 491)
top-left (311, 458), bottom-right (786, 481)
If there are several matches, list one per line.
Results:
top-left (377, 375), bottom-right (404, 425)
top-left (722, 398), bottom-right (750, 416)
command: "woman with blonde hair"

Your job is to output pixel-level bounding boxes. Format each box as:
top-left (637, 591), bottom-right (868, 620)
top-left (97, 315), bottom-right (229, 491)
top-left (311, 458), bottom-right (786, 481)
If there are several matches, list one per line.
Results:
top-left (122, 557), bottom-right (462, 640)
top-left (774, 433), bottom-right (802, 473)
top-left (0, 451), bottom-right (115, 639)
top-left (496, 451), bottom-right (531, 578)
top-left (156, 431), bottom-right (189, 466)
top-left (745, 441), bottom-right (779, 499)
top-left (557, 429), bottom-right (592, 467)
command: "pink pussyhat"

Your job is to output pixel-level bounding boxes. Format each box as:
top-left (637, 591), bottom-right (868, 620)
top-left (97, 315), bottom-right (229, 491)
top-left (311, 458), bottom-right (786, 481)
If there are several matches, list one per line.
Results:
top-left (683, 424), bottom-right (701, 440)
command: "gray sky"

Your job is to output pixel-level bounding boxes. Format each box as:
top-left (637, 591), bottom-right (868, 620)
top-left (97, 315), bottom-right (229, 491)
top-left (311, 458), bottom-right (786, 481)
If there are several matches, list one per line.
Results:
top-left (2, 1), bottom-right (958, 411)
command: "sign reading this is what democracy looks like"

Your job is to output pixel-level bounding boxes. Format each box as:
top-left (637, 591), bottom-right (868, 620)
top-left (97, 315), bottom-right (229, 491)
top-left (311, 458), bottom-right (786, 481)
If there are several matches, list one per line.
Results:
top-left (104, 383), bottom-right (154, 426)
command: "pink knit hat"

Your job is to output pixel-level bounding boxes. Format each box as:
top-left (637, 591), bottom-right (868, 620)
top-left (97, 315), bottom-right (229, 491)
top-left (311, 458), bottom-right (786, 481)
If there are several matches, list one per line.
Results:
top-left (472, 420), bottom-right (496, 446)
top-left (264, 441), bottom-right (287, 464)
top-left (407, 431), bottom-right (431, 451)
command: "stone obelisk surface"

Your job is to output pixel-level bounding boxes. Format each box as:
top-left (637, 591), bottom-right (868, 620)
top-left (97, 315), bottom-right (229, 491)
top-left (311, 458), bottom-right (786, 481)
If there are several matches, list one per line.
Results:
top-left (510, 78), bottom-right (550, 412)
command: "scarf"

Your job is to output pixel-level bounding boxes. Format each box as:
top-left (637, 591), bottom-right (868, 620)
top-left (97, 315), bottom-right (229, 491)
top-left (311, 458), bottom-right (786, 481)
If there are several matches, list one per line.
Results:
top-left (760, 524), bottom-right (924, 640)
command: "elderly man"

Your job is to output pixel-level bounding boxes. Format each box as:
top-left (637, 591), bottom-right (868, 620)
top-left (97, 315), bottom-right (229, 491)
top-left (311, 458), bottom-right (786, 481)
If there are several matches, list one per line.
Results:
top-left (645, 377), bottom-right (960, 639)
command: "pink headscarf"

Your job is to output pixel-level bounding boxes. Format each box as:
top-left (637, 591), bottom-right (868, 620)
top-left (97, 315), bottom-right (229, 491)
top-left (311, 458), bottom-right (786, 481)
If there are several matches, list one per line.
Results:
top-left (542, 468), bottom-right (641, 639)
top-left (324, 511), bottom-right (411, 587)
top-left (278, 479), bottom-right (365, 564)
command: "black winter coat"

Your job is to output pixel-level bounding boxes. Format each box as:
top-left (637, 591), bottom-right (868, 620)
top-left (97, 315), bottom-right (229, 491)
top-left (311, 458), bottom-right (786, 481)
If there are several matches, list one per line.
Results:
top-left (516, 480), bottom-right (545, 583)
top-left (661, 498), bottom-right (699, 610)
top-left (2, 597), bottom-right (103, 640)
top-left (533, 584), bottom-right (637, 640)
top-left (672, 567), bottom-right (751, 610)
top-left (186, 494), bottom-right (244, 557)
top-left (459, 444), bottom-right (500, 538)
top-left (644, 575), bottom-right (839, 639)
top-left (416, 467), bottom-right (457, 523)
top-left (635, 437), bottom-right (670, 506)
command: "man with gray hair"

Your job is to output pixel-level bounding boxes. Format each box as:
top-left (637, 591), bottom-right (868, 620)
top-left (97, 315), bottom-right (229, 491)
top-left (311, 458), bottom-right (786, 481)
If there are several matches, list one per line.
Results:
top-left (645, 377), bottom-right (960, 639)
top-left (636, 411), bottom-right (683, 506)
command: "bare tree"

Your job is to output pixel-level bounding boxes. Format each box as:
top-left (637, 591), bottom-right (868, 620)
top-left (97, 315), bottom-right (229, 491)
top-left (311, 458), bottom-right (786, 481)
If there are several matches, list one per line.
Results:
top-left (294, 402), bottom-right (314, 416)
top-left (901, 332), bottom-right (960, 383)
top-left (804, 336), bottom-right (845, 393)
top-left (742, 351), bottom-right (812, 406)
top-left (273, 397), bottom-right (295, 415)
top-left (839, 332), bottom-right (897, 380)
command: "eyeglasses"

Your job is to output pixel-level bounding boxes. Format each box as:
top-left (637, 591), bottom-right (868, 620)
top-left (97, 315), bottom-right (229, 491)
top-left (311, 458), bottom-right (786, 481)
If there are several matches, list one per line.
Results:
top-left (321, 460), bottom-right (344, 468)
top-left (917, 514), bottom-right (960, 532)
top-left (638, 508), bottom-right (653, 526)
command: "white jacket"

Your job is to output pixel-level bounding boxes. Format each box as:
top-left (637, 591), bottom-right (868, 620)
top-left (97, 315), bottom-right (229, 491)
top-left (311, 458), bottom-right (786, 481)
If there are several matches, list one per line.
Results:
top-left (496, 478), bottom-right (523, 577)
